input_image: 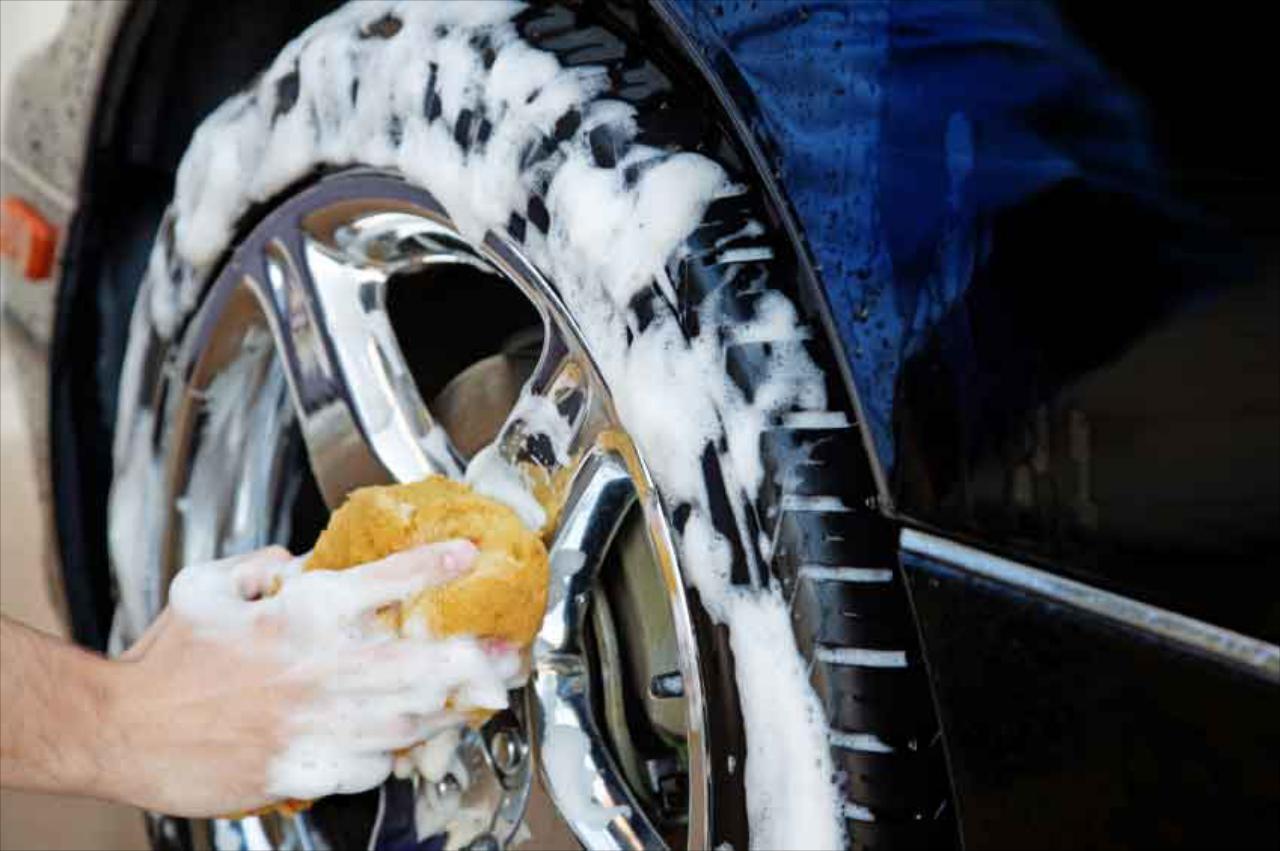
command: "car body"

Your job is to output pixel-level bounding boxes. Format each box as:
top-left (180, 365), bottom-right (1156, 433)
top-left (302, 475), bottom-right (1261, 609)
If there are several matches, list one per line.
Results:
top-left (3, 2), bottom-right (1277, 849)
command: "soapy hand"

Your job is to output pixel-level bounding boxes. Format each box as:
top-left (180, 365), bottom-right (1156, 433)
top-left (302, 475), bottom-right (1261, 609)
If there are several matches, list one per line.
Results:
top-left (101, 541), bottom-right (520, 817)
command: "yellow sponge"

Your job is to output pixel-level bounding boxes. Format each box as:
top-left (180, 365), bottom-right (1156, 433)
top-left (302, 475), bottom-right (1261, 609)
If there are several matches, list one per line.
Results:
top-left (305, 475), bottom-right (550, 645)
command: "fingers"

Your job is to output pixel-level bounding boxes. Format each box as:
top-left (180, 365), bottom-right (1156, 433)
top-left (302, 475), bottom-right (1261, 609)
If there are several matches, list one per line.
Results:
top-left (253, 540), bottom-right (478, 655)
top-left (299, 634), bottom-right (521, 723)
top-left (409, 727), bottom-right (463, 781)
top-left (264, 540), bottom-right (475, 637)
top-left (330, 753), bottom-right (395, 796)
top-left (450, 652), bottom-right (519, 706)
top-left (350, 538), bottom-right (477, 590)
top-left (230, 547), bottom-right (299, 601)
top-left (270, 701), bottom-right (472, 801)
top-left (289, 700), bottom-right (467, 753)
top-left (266, 742), bottom-right (393, 801)
top-left (169, 547), bottom-right (293, 631)
top-left (324, 539), bottom-right (478, 618)
top-left (481, 637), bottom-right (517, 655)
top-left (317, 636), bottom-right (487, 693)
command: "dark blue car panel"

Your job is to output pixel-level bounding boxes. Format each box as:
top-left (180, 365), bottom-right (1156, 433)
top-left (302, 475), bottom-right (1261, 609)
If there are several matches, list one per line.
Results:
top-left (666, 0), bottom-right (1280, 643)
top-left (669, 0), bottom-right (1149, 468)
top-left (657, 3), bottom-right (1280, 847)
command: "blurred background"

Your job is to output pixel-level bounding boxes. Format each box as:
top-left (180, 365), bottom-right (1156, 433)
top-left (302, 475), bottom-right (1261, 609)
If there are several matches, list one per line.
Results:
top-left (2, 1), bottom-right (145, 847)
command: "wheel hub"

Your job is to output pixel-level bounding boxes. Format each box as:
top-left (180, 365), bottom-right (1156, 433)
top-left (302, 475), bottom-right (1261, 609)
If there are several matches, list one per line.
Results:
top-left (117, 170), bottom-right (712, 850)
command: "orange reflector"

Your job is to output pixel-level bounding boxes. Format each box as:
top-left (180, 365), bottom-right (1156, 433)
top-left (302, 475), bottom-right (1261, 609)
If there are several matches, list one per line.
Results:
top-left (0, 196), bottom-right (57, 281)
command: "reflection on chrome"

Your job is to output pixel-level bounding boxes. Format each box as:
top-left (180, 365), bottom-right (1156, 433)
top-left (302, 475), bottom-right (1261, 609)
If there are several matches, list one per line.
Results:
top-left (110, 171), bottom-right (710, 849)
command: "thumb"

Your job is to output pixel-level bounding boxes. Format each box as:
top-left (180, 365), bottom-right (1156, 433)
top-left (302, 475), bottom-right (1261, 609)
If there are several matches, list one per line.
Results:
top-left (117, 607), bottom-right (173, 661)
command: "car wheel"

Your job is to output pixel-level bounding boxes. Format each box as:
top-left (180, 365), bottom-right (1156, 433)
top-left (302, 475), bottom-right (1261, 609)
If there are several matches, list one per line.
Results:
top-left (89, 2), bottom-right (952, 849)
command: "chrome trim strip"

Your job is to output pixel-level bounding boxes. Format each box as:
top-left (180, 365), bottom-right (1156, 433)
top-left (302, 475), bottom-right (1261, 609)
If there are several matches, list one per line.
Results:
top-left (799, 566), bottom-right (895, 584)
top-left (842, 801), bottom-right (877, 823)
top-left (901, 528), bottom-right (1280, 683)
top-left (828, 731), bottom-right (894, 754)
top-left (814, 646), bottom-right (909, 668)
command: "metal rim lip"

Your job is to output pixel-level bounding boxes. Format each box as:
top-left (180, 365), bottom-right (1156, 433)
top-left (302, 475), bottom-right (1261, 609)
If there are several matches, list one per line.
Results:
top-left (147, 168), bottom-right (711, 849)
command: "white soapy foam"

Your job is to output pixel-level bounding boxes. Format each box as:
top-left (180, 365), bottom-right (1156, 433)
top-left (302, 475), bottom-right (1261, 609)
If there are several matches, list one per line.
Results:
top-left (546, 147), bottom-right (733, 308)
top-left (465, 444), bottom-right (547, 532)
top-left (180, 327), bottom-right (291, 565)
top-left (509, 389), bottom-right (574, 464)
top-left (114, 1), bottom-right (845, 846)
top-left (722, 289), bottom-right (810, 345)
top-left (544, 724), bottom-right (631, 830)
top-left (410, 728), bottom-right (495, 849)
top-left (726, 593), bottom-right (843, 851)
top-left (412, 728), bottom-right (462, 782)
top-left (416, 792), bottom-right (492, 851)
top-left (108, 283), bottom-right (172, 650)
top-left (106, 408), bottom-right (165, 650)
top-left (714, 219), bottom-right (766, 249)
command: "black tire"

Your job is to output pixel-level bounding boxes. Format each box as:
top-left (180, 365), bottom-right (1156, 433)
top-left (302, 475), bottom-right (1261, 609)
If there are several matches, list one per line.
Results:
top-left (509, 9), bottom-right (955, 845)
top-left (62, 2), bottom-right (956, 848)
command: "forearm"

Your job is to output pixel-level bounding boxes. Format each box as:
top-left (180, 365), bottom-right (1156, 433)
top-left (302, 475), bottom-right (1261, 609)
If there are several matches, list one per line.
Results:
top-left (1, 542), bottom-right (511, 816)
top-left (0, 616), bottom-right (118, 798)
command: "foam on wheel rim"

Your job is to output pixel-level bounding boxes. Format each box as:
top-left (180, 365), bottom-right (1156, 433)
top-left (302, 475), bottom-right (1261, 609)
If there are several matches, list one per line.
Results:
top-left (103, 2), bottom-right (956, 848)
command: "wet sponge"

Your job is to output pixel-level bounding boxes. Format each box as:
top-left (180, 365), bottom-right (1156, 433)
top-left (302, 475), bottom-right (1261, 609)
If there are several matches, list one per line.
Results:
top-left (305, 476), bottom-right (550, 645)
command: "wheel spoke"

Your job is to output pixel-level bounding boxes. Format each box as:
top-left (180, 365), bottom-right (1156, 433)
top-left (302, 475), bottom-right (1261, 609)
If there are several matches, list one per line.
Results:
top-left (135, 172), bottom-right (715, 850)
top-left (528, 454), bottom-right (668, 851)
top-left (469, 241), bottom-right (699, 849)
top-left (222, 187), bottom-right (464, 507)
top-left (539, 453), bottom-right (636, 653)
top-left (463, 316), bottom-right (609, 532)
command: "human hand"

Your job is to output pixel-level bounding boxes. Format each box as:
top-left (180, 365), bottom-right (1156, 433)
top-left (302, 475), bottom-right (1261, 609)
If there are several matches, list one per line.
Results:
top-left (98, 541), bottom-right (520, 817)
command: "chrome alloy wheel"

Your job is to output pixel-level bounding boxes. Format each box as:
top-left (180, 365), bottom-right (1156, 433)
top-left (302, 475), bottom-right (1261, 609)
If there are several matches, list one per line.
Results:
top-left (114, 170), bottom-right (712, 850)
